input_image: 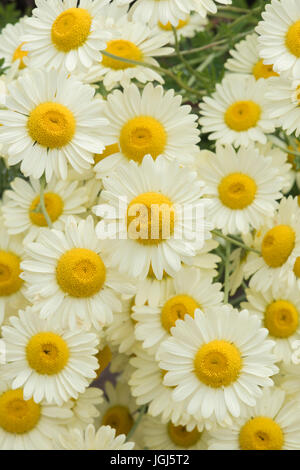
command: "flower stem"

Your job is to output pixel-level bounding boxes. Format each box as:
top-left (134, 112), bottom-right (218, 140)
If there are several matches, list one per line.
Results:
top-left (212, 229), bottom-right (260, 255)
top-left (39, 175), bottom-right (53, 229)
top-left (223, 240), bottom-right (231, 304)
top-left (127, 405), bottom-right (148, 442)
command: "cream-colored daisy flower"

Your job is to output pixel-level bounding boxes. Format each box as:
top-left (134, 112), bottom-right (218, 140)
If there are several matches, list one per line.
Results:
top-left (65, 388), bottom-right (104, 430)
top-left (199, 75), bottom-right (275, 147)
top-left (155, 13), bottom-right (208, 44)
top-left (257, 141), bottom-right (294, 195)
top-left (0, 18), bottom-right (30, 78)
top-left (105, 296), bottom-right (138, 355)
top-left (280, 363), bottom-right (300, 398)
top-left (0, 69), bottom-right (109, 182)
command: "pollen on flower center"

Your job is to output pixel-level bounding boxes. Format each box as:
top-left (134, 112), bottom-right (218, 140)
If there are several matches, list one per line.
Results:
top-left (56, 248), bottom-right (106, 298)
top-left (225, 100), bottom-right (261, 132)
top-left (158, 18), bottom-right (189, 31)
top-left (120, 116), bottom-right (167, 162)
top-left (12, 42), bottom-right (28, 70)
top-left (218, 173), bottom-right (257, 210)
top-left (51, 7), bottom-right (92, 52)
top-left (0, 250), bottom-right (23, 297)
top-left (95, 345), bottom-right (112, 379)
top-left (286, 20), bottom-right (300, 58)
top-left (127, 192), bottom-right (175, 245)
top-left (239, 416), bottom-right (284, 450)
top-left (102, 406), bottom-right (133, 436)
top-left (94, 143), bottom-right (120, 165)
top-left (102, 40), bottom-right (143, 70)
top-left (26, 332), bottom-right (69, 375)
top-left (27, 102), bottom-right (76, 149)
top-left (29, 192), bottom-right (64, 227)
top-left (194, 340), bottom-right (242, 388)
top-left (264, 300), bottom-right (298, 338)
top-left (161, 295), bottom-right (200, 332)
top-left (261, 225), bottom-right (295, 268)
top-left (0, 389), bottom-right (41, 434)
top-left (252, 60), bottom-right (278, 80)
top-left (168, 423), bottom-right (201, 448)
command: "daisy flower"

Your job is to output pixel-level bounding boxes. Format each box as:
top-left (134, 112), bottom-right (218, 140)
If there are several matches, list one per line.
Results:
top-left (65, 388), bottom-right (104, 430)
top-left (257, 141), bottom-right (294, 195)
top-left (55, 424), bottom-right (135, 450)
top-left (2, 177), bottom-right (88, 242)
top-left (225, 33), bottom-right (279, 81)
top-left (94, 155), bottom-right (211, 280)
top-left (143, 415), bottom-right (210, 450)
top-left (158, 307), bottom-right (278, 427)
top-left (0, 69), bottom-right (109, 182)
top-left (21, 216), bottom-right (134, 330)
top-left (95, 82), bottom-right (200, 176)
top-left (198, 144), bottom-right (283, 234)
top-left (82, 15), bottom-right (173, 90)
top-left (0, 18), bottom-right (30, 77)
top-left (105, 296), bottom-right (138, 355)
top-left (244, 197), bottom-right (300, 293)
top-left (94, 342), bottom-right (114, 380)
top-left (209, 388), bottom-right (300, 450)
top-left (1, 307), bottom-right (99, 405)
top-left (280, 363), bottom-right (300, 398)
top-left (0, 381), bottom-right (73, 450)
top-left (133, 267), bottom-right (223, 356)
top-left (256, 0), bottom-right (300, 77)
top-left (155, 13), bottom-right (208, 44)
top-left (23, 0), bottom-right (111, 72)
top-left (242, 284), bottom-right (300, 363)
top-left (199, 75), bottom-right (275, 147)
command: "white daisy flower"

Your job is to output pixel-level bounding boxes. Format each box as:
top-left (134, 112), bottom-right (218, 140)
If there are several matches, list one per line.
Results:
top-left (1, 307), bottom-right (99, 405)
top-left (225, 33), bottom-right (279, 80)
top-left (0, 18), bottom-right (30, 78)
top-left (155, 13), bottom-right (208, 44)
top-left (0, 69), bottom-right (109, 182)
top-left (21, 216), bottom-right (134, 330)
top-left (257, 141), bottom-right (294, 195)
top-left (2, 177), bottom-right (88, 242)
top-left (0, 382), bottom-right (72, 450)
top-left (209, 388), bottom-right (300, 450)
top-left (158, 307), bottom-right (278, 427)
top-left (95, 82), bottom-right (200, 176)
top-left (55, 424), bottom-right (135, 450)
top-left (106, 296), bottom-right (138, 355)
top-left (66, 388), bottom-right (104, 430)
top-left (256, 0), bottom-right (300, 77)
top-left (280, 363), bottom-right (300, 398)
top-left (242, 284), bottom-right (300, 363)
top-left (23, 0), bottom-right (111, 72)
top-left (198, 144), bottom-right (283, 234)
top-left (244, 197), bottom-right (300, 293)
top-left (133, 267), bottom-right (223, 356)
top-left (94, 155), bottom-right (211, 280)
top-left (199, 75), bottom-right (275, 147)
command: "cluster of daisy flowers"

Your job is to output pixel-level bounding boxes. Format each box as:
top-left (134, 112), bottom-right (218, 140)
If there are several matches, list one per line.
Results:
top-left (1, 0), bottom-right (300, 452)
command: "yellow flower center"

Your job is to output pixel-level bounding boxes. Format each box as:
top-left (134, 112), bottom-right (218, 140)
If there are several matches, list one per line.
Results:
top-left (56, 248), bottom-right (106, 298)
top-left (264, 300), bottom-right (298, 338)
top-left (293, 256), bottom-right (300, 277)
top-left (102, 40), bottom-right (143, 70)
top-left (120, 116), bottom-right (167, 163)
top-left (0, 250), bottom-right (23, 297)
top-left (27, 102), bottom-right (76, 149)
top-left (161, 295), bottom-right (200, 333)
top-left (127, 192), bottom-right (175, 245)
top-left (168, 423), bottom-right (201, 448)
top-left (29, 193), bottom-right (64, 227)
top-left (218, 173), bottom-right (257, 210)
top-left (158, 18), bottom-right (189, 31)
top-left (239, 416), bottom-right (284, 450)
top-left (26, 332), bottom-right (69, 375)
top-left (12, 42), bottom-right (28, 70)
top-left (194, 340), bottom-right (242, 388)
top-left (51, 7), bottom-right (92, 52)
top-left (0, 389), bottom-right (41, 434)
top-left (94, 143), bottom-right (120, 165)
top-left (102, 406), bottom-right (133, 436)
top-left (225, 100), bottom-right (261, 132)
top-left (252, 60), bottom-right (278, 80)
top-left (286, 20), bottom-right (300, 58)
top-left (95, 345), bottom-right (112, 379)
top-left (261, 225), bottom-right (295, 268)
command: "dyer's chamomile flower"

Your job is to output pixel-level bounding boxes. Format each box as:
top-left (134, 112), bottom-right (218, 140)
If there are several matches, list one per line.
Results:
top-left (105, 296), bottom-right (138, 355)
top-left (156, 13), bottom-right (208, 43)
top-left (158, 307), bottom-right (278, 426)
top-left (225, 33), bottom-right (279, 80)
top-left (199, 75), bottom-right (275, 147)
top-left (94, 155), bottom-right (211, 280)
top-left (209, 388), bottom-right (300, 450)
top-left (198, 144), bottom-right (283, 234)
top-left (23, 0), bottom-right (111, 72)
top-left (0, 18), bottom-right (30, 78)
top-left (2, 177), bottom-right (88, 242)
top-left (95, 82), bottom-right (200, 176)
top-left (65, 388), bottom-right (104, 430)
top-left (1, 307), bottom-right (99, 405)
top-left (133, 267), bottom-right (223, 356)
top-left (0, 382), bottom-right (72, 450)
top-left (21, 216), bottom-right (134, 330)
top-left (256, 0), bottom-right (300, 77)
top-left (0, 69), bottom-right (109, 182)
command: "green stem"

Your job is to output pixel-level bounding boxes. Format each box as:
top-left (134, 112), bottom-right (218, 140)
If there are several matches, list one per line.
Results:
top-left (223, 241), bottom-right (231, 304)
top-left (212, 229), bottom-right (260, 255)
top-left (172, 26), bottom-right (202, 81)
top-left (231, 293), bottom-right (246, 307)
top-left (39, 175), bottom-right (53, 229)
top-left (127, 405), bottom-right (148, 442)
